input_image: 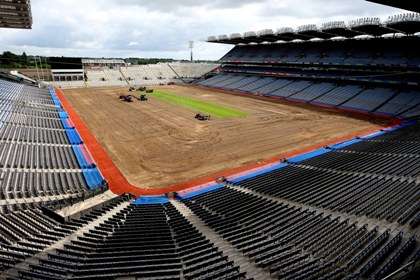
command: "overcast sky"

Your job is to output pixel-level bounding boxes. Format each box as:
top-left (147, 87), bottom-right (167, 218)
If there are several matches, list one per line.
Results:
top-left (0, 0), bottom-right (406, 60)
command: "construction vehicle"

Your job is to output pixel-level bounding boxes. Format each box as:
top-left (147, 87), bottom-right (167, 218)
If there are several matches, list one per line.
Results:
top-left (195, 113), bottom-right (211, 121)
top-left (119, 95), bottom-right (134, 102)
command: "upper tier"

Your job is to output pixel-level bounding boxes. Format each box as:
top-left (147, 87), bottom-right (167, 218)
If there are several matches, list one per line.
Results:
top-left (220, 37), bottom-right (420, 69)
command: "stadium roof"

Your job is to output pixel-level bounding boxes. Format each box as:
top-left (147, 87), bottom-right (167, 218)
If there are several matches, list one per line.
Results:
top-left (0, 0), bottom-right (32, 29)
top-left (367, 1), bottom-right (420, 13)
top-left (207, 13), bottom-right (420, 45)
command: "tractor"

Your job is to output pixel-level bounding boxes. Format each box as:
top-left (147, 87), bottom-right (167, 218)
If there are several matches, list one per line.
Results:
top-left (195, 113), bottom-right (211, 121)
top-left (119, 95), bottom-right (134, 102)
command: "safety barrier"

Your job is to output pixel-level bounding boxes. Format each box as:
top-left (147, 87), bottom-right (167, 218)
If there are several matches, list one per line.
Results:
top-left (133, 195), bottom-right (169, 205)
top-left (177, 184), bottom-right (224, 200)
top-left (49, 86), bottom-right (105, 190)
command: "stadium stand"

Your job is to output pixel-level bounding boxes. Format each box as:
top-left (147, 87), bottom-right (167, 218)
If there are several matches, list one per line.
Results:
top-left (312, 85), bottom-right (365, 106)
top-left (197, 73), bottom-right (420, 118)
top-left (85, 69), bottom-right (126, 87)
top-left (198, 13), bottom-right (420, 119)
top-left (287, 82), bottom-right (336, 102)
top-left (1, 10), bottom-right (420, 280)
top-left (340, 88), bottom-right (397, 112)
top-left (64, 63), bottom-right (219, 88)
top-left (0, 79), bottom-right (106, 213)
top-left (1, 194), bottom-right (132, 277)
top-left (0, 82), bottom-right (419, 279)
top-left (120, 64), bottom-right (174, 86)
top-left (231, 123), bottom-right (420, 225)
top-left (6, 202), bottom-right (246, 280)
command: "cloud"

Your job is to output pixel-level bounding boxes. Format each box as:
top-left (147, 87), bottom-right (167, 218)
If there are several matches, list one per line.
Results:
top-left (0, 0), bottom-right (405, 60)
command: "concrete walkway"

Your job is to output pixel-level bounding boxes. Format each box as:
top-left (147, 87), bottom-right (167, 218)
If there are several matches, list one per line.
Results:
top-left (57, 190), bottom-right (118, 218)
top-left (0, 192), bottom-right (81, 207)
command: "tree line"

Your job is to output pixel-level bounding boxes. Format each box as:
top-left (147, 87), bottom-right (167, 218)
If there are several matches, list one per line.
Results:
top-left (0, 51), bottom-right (50, 69)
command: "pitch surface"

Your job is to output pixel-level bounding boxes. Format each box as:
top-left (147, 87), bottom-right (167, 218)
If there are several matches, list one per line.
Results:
top-left (63, 85), bottom-right (385, 189)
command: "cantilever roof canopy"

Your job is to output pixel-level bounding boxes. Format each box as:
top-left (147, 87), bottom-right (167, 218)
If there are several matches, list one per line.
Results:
top-left (296, 25), bottom-right (333, 40)
top-left (0, 0), bottom-right (32, 29)
top-left (367, 0), bottom-right (420, 13)
top-left (207, 13), bottom-right (420, 45)
top-left (349, 18), bottom-right (398, 36)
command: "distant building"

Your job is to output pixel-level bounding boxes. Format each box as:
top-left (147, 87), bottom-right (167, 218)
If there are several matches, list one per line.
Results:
top-left (49, 57), bottom-right (84, 82)
top-left (82, 59), bottom-right (126, 70)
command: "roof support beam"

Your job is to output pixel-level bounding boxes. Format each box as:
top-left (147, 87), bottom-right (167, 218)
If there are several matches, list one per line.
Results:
top-left (0, 0), bottom-right (32, 29)
top-left (366, 0), bottom-right (420, 13)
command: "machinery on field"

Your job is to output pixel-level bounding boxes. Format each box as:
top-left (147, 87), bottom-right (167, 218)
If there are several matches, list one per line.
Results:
top-left (119, 94), bottom-right (134, 102)
top-left (119, 93), bottom-right (148, 102)
top-left (195, 113), bottom-right (211, 121)
top-left (119, 87), bottom-right (154, 103)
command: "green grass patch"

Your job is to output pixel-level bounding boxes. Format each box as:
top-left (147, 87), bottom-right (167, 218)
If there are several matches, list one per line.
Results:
top-left (152, 90), bottom-right (248, 119)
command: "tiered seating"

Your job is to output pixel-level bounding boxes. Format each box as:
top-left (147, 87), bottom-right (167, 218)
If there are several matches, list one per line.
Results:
top-left (235, 123), bottom-right (420, 226)
top-left (311, 85), bottom-right (364, 106)
top-left (341, 88), bottom-right (397, 112)
top-left (85, 70), bottom-right (107, 87)
top-left (221, 38), bottom-right (419, 68)
top-left (169, 63), bottom-right (217, 79)
top-left (223, 76), bottom-right (261, 90)
top-left (86, 69), bottom-right (126, 87)
top-left (0, 195), bottom-right (130, 275)
top-left (210, 75), bottom-right (247, 89)
top-left (184, 188), bottom-right (332, 278)
top-left (165, 204), bottom-right (244, 280)
top-left (10, 202), bottom-right (244, 280)
top-left (266, 80), bottom-right (313, 98)
top-left (0, 79), bottom-right (102, 210)
top-left (118, 63), bottom-right (218, 86)
top-left (103, 69), bottom-right (126, 86)
top-left (236, 77), bottom-right (276, 92)
top-left (198, 73), bottom-right (236, 87)
top-left (181, 187), bottom-right (416, 279)
top-left (121, 65), bottom-right (165, 86)
top-left (199, 32), bottom-right (420, 118)
top-left (301, 150), bottom-right (420, 176)
top-left (287, 82), bottom-right (336, 102)
top-left (253, 78), bottom-right (294, 95)
top-left (238, 165), bottom-right (419, 223)
top-left (198, 73), bottom-right (420, 117)
top-left (399, 103), bottom-right (420, 119)
top-left (375, 90), bottom-right (420, 116)
top-left (53, 80), bottom-right (85, 89)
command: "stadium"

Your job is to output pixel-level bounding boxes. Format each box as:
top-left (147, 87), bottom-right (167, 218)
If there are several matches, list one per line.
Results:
top-left (0, 0), bottom-right (419, 279)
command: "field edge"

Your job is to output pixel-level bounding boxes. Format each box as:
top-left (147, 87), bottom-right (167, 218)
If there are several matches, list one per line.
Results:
top-left (56, 87), bottom-right (399, 197)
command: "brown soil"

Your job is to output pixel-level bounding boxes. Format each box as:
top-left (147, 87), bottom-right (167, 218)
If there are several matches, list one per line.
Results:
top-left (63, 85), bottom-right (384, 189)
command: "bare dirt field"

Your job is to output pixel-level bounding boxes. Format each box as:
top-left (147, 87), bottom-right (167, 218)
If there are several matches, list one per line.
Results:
top-left (63, 85), bottom-right (385, 189)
